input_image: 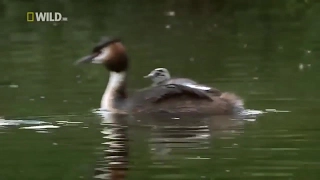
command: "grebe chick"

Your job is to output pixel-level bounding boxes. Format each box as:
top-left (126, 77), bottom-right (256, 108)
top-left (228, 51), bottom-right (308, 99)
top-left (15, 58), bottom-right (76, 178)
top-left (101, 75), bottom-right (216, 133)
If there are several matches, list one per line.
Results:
top-left (144, 68), bottom-right (221, 96)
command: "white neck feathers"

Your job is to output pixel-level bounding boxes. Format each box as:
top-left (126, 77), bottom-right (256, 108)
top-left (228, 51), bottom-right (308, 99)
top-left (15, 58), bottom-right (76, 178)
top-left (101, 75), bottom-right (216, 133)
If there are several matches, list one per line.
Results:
top-left (101, 72), bottom-right (126, 110)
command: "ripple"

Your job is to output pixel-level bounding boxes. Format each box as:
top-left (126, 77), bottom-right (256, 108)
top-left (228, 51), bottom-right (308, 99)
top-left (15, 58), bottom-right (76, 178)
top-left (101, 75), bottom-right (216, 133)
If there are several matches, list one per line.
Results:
top-left (0, 119), bottom-right (47, 126)
top-left (20, 125), bottom-right (60, 130)
top-left (56, 121), bottom-right (83, 125)
top-left (0, 116), bottom-right (87, 132)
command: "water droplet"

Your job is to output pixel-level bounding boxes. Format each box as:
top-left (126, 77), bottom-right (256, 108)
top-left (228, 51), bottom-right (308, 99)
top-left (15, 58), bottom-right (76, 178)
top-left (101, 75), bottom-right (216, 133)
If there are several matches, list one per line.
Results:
top-left (299, 63), bottom-right (304, 70)
top-left (9, 84), bottom-right (18, 88)
top-left (164, 11), bottom-right (175, 16)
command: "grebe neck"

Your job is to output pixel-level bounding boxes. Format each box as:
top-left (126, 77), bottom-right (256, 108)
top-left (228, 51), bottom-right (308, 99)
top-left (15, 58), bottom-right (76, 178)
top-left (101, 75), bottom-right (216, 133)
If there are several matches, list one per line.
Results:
top-left (101, 72), bottom-right (127, 110)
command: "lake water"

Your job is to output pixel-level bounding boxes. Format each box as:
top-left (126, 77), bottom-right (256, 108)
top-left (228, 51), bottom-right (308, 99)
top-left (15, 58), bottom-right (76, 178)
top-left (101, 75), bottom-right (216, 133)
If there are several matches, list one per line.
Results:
top-left (0, 0), bottom-right (320, 179)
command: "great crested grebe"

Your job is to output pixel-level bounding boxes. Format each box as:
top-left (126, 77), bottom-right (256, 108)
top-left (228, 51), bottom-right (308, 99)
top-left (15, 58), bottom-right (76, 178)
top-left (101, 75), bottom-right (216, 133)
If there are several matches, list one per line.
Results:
top-left (144, 68), bottom-right (222, 96)
top-left (75, 37), bottom-right (244, 115)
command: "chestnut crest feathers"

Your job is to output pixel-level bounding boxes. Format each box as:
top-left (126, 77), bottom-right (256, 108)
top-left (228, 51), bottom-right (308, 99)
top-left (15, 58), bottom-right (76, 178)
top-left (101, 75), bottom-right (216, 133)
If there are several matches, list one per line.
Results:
top-left (75, 36), bottom-right (128, 72)
top-left (92, 37), bottom-right (122, 53)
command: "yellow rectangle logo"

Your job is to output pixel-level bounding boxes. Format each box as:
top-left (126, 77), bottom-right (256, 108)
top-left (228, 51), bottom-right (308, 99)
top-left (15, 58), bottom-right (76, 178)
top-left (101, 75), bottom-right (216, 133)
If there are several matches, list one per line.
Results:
top-left (27, 12), bottom-right (34, 22)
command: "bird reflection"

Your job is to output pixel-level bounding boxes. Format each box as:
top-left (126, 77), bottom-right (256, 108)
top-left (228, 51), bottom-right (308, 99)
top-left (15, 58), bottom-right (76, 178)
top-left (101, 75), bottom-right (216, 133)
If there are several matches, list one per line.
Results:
top-left (93, 113), bottom-right (129, 180)
top-left (92, 111), bottom-right (251, 179)
top-left (136, 115), bottom-right (245, 161)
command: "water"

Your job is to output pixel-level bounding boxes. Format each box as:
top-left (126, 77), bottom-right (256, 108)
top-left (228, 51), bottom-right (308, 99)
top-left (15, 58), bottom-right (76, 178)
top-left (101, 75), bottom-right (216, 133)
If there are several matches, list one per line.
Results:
top-left (0, 0), bottom-right (319, 179)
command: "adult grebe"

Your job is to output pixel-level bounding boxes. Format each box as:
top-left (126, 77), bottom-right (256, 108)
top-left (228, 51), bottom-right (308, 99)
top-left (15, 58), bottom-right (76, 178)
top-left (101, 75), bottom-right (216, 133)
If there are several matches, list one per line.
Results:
top-left (75, 37), bottom-right (244, 115)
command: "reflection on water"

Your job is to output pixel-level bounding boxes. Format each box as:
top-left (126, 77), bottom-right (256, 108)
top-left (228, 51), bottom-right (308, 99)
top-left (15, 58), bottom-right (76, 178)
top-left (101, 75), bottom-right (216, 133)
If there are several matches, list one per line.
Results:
top-left (91, 110), bottom-right (262, 180)
top-left (0, 109), bottom-right (318, 179)
top-left (94, 113), bottom-right (129, 180)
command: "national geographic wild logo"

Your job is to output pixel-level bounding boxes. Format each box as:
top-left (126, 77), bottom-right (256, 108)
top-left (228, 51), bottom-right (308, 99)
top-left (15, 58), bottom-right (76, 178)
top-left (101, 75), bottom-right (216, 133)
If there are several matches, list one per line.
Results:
top-left (27, 12), bottom-right (68, 22)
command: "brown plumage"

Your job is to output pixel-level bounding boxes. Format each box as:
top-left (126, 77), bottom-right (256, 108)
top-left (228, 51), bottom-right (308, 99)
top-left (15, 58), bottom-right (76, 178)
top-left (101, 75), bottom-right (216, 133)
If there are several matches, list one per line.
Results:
top-left (75, 37), bottom-right (244, 115)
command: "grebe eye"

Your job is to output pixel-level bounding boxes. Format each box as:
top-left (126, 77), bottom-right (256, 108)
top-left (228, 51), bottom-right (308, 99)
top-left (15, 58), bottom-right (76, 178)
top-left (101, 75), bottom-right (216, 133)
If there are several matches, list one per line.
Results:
top-left (92, 47), bottom-right (101, 53)
top-left (154, 72), bottom-right (161, 76)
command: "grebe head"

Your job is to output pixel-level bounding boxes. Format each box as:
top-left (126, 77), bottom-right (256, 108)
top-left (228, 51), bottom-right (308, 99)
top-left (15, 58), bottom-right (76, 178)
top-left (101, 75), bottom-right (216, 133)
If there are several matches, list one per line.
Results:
top-left (144, 68), bottom-right (171, 84)
top-left (75, 37), bottom-right (128, 73)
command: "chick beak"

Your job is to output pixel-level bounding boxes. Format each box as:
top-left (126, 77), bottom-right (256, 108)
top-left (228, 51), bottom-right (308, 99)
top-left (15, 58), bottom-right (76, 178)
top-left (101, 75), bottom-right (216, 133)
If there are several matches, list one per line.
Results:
top-left (143, 73), bottom-right (154, 78)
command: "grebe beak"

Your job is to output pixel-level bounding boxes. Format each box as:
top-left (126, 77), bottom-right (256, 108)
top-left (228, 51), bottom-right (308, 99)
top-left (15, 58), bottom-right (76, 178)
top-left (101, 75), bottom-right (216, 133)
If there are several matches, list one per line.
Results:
top-left (143, 73), bottom-right (154, 78)
top-left (74, 53), bottom-right (98, 65)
